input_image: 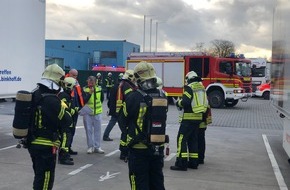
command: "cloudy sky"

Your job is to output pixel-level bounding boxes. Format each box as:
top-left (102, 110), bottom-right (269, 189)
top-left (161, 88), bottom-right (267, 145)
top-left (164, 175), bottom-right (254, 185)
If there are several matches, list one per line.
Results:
top-left (46, 0), bottom-right (275, 60)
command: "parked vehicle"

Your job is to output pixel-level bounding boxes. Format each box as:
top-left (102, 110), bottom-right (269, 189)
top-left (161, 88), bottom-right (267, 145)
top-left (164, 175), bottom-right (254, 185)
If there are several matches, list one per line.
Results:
top-left (255, 82), bottom-right (270, 100)
top-left (0, 0), bottom-right (45, 99)
top-left (127, 52), bottom-right (252, 108)
top-left (249, 58), bottom-right (271, 93)
top-left (92, 65), bottom-right (125, 73)
top-left (272, 0), bottom-right (290, 162)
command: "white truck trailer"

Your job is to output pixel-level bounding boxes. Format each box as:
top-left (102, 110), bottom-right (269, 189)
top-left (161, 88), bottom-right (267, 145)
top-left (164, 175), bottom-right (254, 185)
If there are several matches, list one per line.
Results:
top-left (0, 0), bottom-right (45, 99)
top-left (272, 0), bottom-right (290, 162)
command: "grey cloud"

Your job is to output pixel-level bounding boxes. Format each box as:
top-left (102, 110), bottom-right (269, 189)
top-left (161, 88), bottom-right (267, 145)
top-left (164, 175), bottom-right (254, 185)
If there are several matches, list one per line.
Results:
top-left (46, 0), bottom-right (275, 57)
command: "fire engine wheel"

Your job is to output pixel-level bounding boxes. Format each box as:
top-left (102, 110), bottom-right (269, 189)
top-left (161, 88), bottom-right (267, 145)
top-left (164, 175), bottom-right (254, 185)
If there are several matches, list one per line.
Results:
top-left (263, 91), bottom-right (270, 100)
top-left (208, 91), bottom-right (225, 108)
top-left (225, 99), bottom-right (239, 107)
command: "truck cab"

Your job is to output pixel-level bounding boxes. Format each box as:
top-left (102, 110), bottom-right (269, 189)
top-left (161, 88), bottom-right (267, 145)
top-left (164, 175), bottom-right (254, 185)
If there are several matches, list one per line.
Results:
top-left (185, 54), bottom-right (252, 108)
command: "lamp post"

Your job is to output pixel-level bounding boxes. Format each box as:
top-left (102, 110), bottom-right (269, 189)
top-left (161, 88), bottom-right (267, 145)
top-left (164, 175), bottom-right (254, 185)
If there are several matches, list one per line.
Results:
top-left (155, 21), bottom-right (158, 52)
top-left (143, 15), bottom-right (146, 52)
top-left (143, 15), bottom-right (155, 52)
top-left (149, 18), bottom-right (153, 52)
top-left (155, 21), bottom-right (164, 52)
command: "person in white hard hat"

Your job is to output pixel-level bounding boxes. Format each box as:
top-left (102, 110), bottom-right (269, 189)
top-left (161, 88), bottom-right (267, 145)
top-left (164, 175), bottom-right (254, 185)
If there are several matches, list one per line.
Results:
top-left (57, 77), bottom-right (77, 165)
top-left (105, 72), bottom-right (114, 100)
top-left (115, 69), bottom-right (136, 160)
top-left (170, 71), bottom-right (208, 171)
top-left (27, 64), bottom-right (72, 190)
top-left (96, 72), bottom-right (103, 87)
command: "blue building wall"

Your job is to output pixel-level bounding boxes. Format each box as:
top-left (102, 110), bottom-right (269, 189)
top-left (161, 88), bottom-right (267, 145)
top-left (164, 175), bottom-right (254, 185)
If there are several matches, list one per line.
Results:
top-left (45, 40), bottom-right (140, 70)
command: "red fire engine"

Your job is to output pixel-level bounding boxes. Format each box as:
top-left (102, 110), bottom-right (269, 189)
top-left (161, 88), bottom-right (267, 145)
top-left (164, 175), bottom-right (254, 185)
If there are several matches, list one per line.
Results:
top-left (127, 52), bottom-right (252, 108)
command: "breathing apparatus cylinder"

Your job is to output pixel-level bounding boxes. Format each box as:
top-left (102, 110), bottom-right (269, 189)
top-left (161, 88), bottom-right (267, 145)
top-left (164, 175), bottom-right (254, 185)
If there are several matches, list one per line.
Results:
top-left (12, 90), bottom-right (33, 139)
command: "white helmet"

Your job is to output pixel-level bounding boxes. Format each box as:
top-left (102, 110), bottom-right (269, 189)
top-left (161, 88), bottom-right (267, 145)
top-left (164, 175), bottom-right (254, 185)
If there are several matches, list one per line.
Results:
top-left (63, 77), bottom-right (76, 91)
top-left (97, 72), bottom-right (101, 77)
top-left (156, 77), bottom-right (163, 89)
top-left (108, 72), bottom-right (112, 76)
top-left (118, 73), bottom-right (124, 80)
top-left (42, 64), bottom-right (65, 84)
top-left (185, 71), bottom-right (201, 84)
top-left (123, 69), bottom-right (135, 82)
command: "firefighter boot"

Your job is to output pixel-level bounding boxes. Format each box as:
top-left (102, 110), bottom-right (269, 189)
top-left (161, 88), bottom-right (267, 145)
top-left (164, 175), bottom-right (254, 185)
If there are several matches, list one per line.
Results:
top-left (188, 158), bottom-right (199, 169)
top-left (59, 150), bottom-right (74, 165)
top-left (170, 159), bottom-right (187, 171)
top-left (69, 147), bottom-right (78, 155)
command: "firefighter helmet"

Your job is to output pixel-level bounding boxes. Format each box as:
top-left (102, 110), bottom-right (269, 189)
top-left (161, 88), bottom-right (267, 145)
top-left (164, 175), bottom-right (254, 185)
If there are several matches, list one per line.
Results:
top-left (134, 61), bottom-right (156, 84)
top-left (185, 71), bottom-right (202, 84)
top-left (97, 72), bottom-right (101, 77)
top-left (63, 77), bottom-right (76, 91)
top-left (123, 69), bottom-right (134, 82)
top-left (156, 77), bottom-right (163, 89)
top-left (42, 64), bottom-right (65, 84)
top-left (118, 73), bottom-right (124, 80)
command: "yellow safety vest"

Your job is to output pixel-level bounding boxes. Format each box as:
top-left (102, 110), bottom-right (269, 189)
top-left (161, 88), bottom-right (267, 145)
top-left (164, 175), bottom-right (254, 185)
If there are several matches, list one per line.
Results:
top-left (84, 86), bottom-right (103, 115)
top-left (189, 82), bottom-right (208, 113)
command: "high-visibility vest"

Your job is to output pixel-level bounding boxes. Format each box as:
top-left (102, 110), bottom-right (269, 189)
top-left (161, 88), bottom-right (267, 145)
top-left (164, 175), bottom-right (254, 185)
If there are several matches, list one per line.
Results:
top-left (189, 82), bottom-right (208, 113)
top-left (105, 77), bottom-right (114, 88)
top-left (177, 82), bottom-right (208, 122)
top-left (84, 86), bottom-right (103, 115)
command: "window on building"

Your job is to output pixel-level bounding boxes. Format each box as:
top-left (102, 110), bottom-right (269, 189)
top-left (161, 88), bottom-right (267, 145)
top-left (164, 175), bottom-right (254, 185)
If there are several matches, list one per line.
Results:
top-left (45, 57), bottom-right (64, 68)
top-left (101, 51), bottom-right (117, 58)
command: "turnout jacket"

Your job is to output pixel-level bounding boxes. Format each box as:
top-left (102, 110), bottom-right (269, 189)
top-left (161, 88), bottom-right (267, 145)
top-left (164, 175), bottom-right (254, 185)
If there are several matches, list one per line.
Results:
top-left (118, 88), bottom-right (168, 149)
top-left (29, 84), bottom-right (72, 148)
top-left (116, 79), bottom-right (136, 114)
top-left (176, 82), bottom-right (207, 122)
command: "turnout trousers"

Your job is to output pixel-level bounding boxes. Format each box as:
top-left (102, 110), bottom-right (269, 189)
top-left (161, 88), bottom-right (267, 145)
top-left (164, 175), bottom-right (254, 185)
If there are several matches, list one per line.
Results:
top-left (28, 145), bottom-right (56, 190)
top-left (128, 148), bottom-right (165, 190)
top-left (175, 120), bottom-right (200, 168)
top-left (198, 127), bottom-right (206, 162)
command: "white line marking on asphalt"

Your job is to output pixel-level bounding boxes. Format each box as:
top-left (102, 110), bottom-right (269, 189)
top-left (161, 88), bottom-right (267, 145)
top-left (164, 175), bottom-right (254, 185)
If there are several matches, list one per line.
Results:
top-left (68, 164), bottom-right (93, 175)
top-left (262, 134), bottom-right (288, 190)
top-left (99, 171), bottom-right (121, 181)
top-left (105, 150), bottom-right (120, 157)
top-left (0, 145), bottom-right (17, 151)
top-left (164, 153), bottom-right (176, 161)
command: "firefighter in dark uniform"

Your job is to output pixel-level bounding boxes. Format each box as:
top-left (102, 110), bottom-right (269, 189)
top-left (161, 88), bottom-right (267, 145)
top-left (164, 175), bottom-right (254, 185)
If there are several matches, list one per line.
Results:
top-left (116, 69), bottom-right (137, 160)
top-left (96, 72), bottom-right (103, 87)
top-left (170, 71), bottom-right (208, 171)
top-left (27, 64), bottom-right (72, 190)
top-left (65, 68), bottom-right (85, 155)
top-left (105, 72), bottom-right (114, 99)
top-left (58, 77), bottom-right (78, 165)
top-left (103, 73), bottom-right (124, 141)
top-left (119, 61), bottom-right (168, 190)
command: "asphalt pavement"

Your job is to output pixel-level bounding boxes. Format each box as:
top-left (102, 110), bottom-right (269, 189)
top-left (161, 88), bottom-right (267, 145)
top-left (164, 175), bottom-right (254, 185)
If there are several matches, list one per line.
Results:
top-left (0, 97), bottom-right (289, 190)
